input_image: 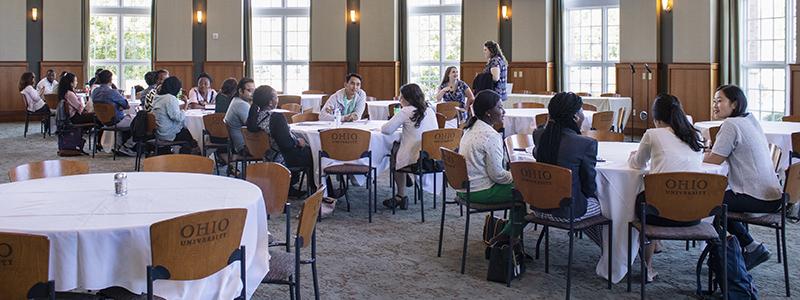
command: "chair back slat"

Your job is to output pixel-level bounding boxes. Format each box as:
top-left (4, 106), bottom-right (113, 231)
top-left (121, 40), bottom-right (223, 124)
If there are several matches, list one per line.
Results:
top-left (240, 128), bottom-right (271, 159)
top-left (615, 107), bottom-right (626, 132)
top-left (387, 103), bottom-right (401, 119)
top-left (320, 95), bottom-right (330, 110)
top-left (146, 112), bottom-right (157, 135)
top-left (513, 102), bottom-right (545, 109)
top-left (708, 126), bottom-right (721, 147)
top-left (0, 232), bottom-right (49, 299)
top-left (319, 128), bottom-right (371, 161)
top-left (535, 113), bottom-right (549, 127)
top-left (296, 188), bottom-right (325, 248)
top-left (282, 112), bottom-right (298, 124)
top-left (142, 154), bottom-right (214, 174)
top-left (769, 144), bottom-right (782, 173)
top-left (278, 95), bottom-right (301, 106)
top-left (505, 134), bottom-right (534, 153)
top-left (782, 115), bottom-right (800, 122)
top-left (246, 163), bottom-right (290, 216)
top-left (576, 92), bottom-right (592, 97)
top-left (584, 130), bottom-right (624, 142)
top-left (422, 129), bottom-right (463, 161)
top-left (600, 93), bottom-right (621, 97)
top-left (582, 103), bottom-right (597, 111)
top-left (440, 148), bottom-right (468, 189)
top-left (292, 112), bottom-right (319, 123)
top-left (591, 111), bottom-right (615, 131)
top-left (9, 159), bottom-right (89, 182)
top-left (784, 163), bottom-right (800, 204)
top-left (435, 113), bottom-right (446, 129)
top-left (643, 172), bottom-right (728, 222)
top-left (792, 132), bottom-right (800, 156)
top-left (302, 90), bottom-right (325, 95)
top-left (150, 208), bottom-right (247, 280)
top-left (510, 161), bottom-right (572, 210)
top-left (44, 94), bottom-right (59, 110)
top-left (436, 102), bottom-right (460, 121)
top-left (281, 103), bottom-right (302, 113)
top-left (94, 102), bottom-right (117, 124)
top-left (535, 91), bottom-right (555, 95)
top-left (202, 113), bottom-right (229, 139)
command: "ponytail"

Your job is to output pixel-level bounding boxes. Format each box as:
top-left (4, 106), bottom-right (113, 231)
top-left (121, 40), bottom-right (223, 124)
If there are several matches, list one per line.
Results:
top-left (653, 94), bottom-right (703, 152)
top-left (246, 105), bottom-right (261, 132)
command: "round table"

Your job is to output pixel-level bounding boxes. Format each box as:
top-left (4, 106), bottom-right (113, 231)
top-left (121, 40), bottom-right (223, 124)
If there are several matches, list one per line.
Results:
top-left (366, 100), bottom-right (401, 121)
top-left (511, 142), bottom-right (725, 283)
top-left (300, 94), bottom-right (325, 113)
top-left (502, 108), bottom-right (595, 135)
top-left (695, 120), bottom-right (800, 171)
top-left (0, 172), bottom-right (269, 299)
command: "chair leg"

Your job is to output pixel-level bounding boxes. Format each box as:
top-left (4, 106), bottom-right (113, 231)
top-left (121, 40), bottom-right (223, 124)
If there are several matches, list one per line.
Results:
top-left (544, 227), bottom-right (550, 273)
top-left (607, 223), bottom-right (612, 289)
top-left (391, 171), bottom-right (396, 215)
top-left (535, 227), bottom-right (545, 260)
top-left (461, 210), bottom-right (470, 274)
top-left (368, 172), bottom-right (373, 223)
top-left (437, 190), bottom-right (447, 257)
top-left (432, 172), bottom-right (437, 209)
top-left (782, 227), bottom-right (790, 297)
top-left (312, 260), bottom-right (320, 300)
top-left (419, 173), bottom-right (425, 223)
top-left (627, 224), bottom-right (632, 292)
top-left (24, 114), bottom-right (30, 137)
top-left (506, 241), bottom-right (513, 287)
top-left (775, 228), bottom-right (781, 263)
top-left (566, 228), bottom-right (574, 300)
top-left (289, 279), bottom-right (295, 300)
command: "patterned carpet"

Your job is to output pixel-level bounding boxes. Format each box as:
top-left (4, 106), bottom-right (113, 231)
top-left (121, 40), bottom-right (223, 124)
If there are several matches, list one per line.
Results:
top-left (0, 122), bottom-right (797, 299)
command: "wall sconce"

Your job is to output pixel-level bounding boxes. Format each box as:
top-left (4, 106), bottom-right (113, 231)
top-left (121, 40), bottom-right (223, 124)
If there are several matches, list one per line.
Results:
top-left (349, 9), bottom-right (357, 23)
top-left (501, 5), bottom-right (510, 20)
top-left (196, 10), bottom-right (203, 24)
top-left (661, 0), bottom-right (672, 13)
top-left (31, 7), bottom-right (38, 22)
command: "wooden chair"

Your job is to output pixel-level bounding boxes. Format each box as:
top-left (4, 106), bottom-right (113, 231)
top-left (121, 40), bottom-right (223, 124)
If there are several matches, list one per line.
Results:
top-left (575, 92), bottom-right (592, 97)
top-left (302, 90), bottom-right (325, 95)
top-left (242, 129), bottom-right (311, 192)
top-left (133, 113), bottom-right (192, 171)
top-left (366, 96), bottom-right (377, 102)
top-left (142, 154), bottom-right (214, 174)
top-left (600, 93), bottom-right (620, 97)
top-left (782, 115), bottom-right (800, 122)
top-left (20, 93), bottom-right (51, 138)
top-left (591, 111), bottom-right (615, 131)
top-left (615, 107), bottom-right (626, 133)
top-left (281, 103), bottom-right (303, 113)
top-left (93, 102), bottom-right (130, 160)
top-left (147, 208), bottom-right (247, 300)
top-left (584, 130), bottom-right (624, 142)
top-left (726, 163), bottom-right (798, 297)
top-left (292, 113), bottom-right (319, 123)
top-left (278, 95), bottom-right (301, 107)
top-left (43, 94), bottom-right (59, 115)
top-left (9, 159), bottom-right (89, 182)
top-left (769, 144), bottom-right (783, 173)
top-left (708, 126), bottom-right (721, 148)
top-left (535, 91), bottom-right (556, 95)
top-left (792, 132), bottom-right (800, 162)
top-left (202, 113), bottom-right (229, 174)
top-left (511, 161), bottom-right (613, 295)
top-left (435, 113), bottom-right (447, 129)
top-left (582, 103), bottom-right (598, 111)
top-left (513, 102), bottom-right (545, 109)
top-left (282, 112), bottom-right (298, 124)
top-left (387, 103), bottom-right (402, 119)
top-left (262, 187), bottom-right (324, 300)
top-left (246, 163), bottom-right (292, 252)
top-left (535, 113), bottom-right (549, 128)
top-left (0, 232), bottom-right (54, 300)
top-left (395, 128), bottom-right (463, 222)
top-left (504, 134), bottom-right (534, 158)
top-left (629, 172), bottom-right (729, 299)
top-left (318, 128), bottom-right (377, 222)
top-left (437, 148), bottom-right (521, 275)
top-left (436, 102), bottom-right (461, 126)
top-left (319, 95), bottom-right (330, 111)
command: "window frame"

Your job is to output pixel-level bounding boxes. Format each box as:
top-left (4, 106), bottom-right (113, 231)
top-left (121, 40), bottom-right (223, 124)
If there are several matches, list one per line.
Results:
top-left (252, 0), bottom-right (310, 94)
top-left (563, 2), bottom-right (619, 95)
top-left (407, 1), bottom-right (462, 96)
top-left (89, 1), bottom-right (151, 90)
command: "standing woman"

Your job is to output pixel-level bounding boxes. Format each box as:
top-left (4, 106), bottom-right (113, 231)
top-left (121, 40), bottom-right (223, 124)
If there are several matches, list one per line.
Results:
top-left (482, 40), bottom-right (509, 101)
top-left (381, 83), bottom-right (439, 209)
top-left (435, 66), bottom-right (475, 113)
top-left (187, 72), bottom-right (217, 109)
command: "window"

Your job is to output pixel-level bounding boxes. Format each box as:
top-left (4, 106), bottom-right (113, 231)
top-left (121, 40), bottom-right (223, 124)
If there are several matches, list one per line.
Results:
top-left (407, 0), bottom-right (462, 97)
top-left (741, 0), bottom-right (796, 121)
top-left (89, 0), bottom-right (151, 91)
top-left (564, 0), bottom-right (619, 96)
top-left (252, 0), bottom-right (310, 94)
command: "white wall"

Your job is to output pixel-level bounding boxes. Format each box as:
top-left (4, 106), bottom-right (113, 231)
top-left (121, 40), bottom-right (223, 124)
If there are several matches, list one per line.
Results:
top-left (360, 0), bottom-right (397, 61)
top-left (512, 0), bottom-right (551, 62)
top-left (43, 0), bottom-right (82, 61)
top-left (463, 0), bottom-right (498, 62)
top-left (619, 0), bottom-right (659, 62)
top-left (0, 0), bottom-right (27, 61)
top-left (206, 0), bottom-right (242, 61)
top-left (672, 0), bottom-right (717, 63)
top-left (310, 0), bottom-right (346, 61)
top-left (156, 0), bottom-right (192, 61)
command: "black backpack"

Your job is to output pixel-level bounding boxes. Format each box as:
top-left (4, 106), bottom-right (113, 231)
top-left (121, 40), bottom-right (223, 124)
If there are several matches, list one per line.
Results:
top-left (130, 110), bottom-right (152, 143)
top-left (704, 236), bottom-right (759, 299)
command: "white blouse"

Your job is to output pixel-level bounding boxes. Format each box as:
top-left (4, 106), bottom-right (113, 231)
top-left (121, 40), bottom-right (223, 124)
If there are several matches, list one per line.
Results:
top-left (458, 120), bottom-right (512, 192)
top-left (628, 127), bottom-right (703, 174)
top-left (187, 87), bottom-right (217, 105)
top-left (381, 106), bottom-right (439, 168)
top-left (21, 85), bottom-right (46, 112)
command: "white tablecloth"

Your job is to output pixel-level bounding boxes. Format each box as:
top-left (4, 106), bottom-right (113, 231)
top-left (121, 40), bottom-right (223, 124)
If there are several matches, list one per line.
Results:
top-left (506, 94), bottom-right (631, 130)
top-left (366, 100), bottom-right (401, 121)
top-left (0, 172), bottom-right (269, 299)
top-left (695, 120), bottom-right (800, 171)
top-left (512, 142), bottom-right (724, 283)
top-left (502, 108), bottom-right (595, 136)
top-left (300, 94), bottom-right (325, 113)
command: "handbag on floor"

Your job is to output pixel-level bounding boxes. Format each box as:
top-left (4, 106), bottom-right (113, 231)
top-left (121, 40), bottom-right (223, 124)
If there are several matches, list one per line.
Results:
top-left (703, 236), bottom-right (758, 300)
top-left (483, 214), bottom-right (507, 259)
top-left (486, 240), bottom-right (525, 284)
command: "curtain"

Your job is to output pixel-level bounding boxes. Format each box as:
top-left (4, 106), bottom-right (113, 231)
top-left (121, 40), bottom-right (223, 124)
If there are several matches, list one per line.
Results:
top-left (398, 0), bottom-right (408, 85)
top-left (552, 0), bottom-right (564, 92)
top-left (83, 0), bottom-right (90, 85)
top-left (151, 0), bottom-right (157, 70)
top-left (718, 0), bottom-right (739, 85)
top-left (244, 0), bottom-right (253, 78)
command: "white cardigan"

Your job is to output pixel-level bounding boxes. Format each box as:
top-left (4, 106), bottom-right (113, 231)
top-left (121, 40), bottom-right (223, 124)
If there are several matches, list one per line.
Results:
top-left (627, 127), bottom-right (703, 174)
top-left (381, 106), bottom-right (438, 168)
top-left (458, 120), bottom-right (512, 192)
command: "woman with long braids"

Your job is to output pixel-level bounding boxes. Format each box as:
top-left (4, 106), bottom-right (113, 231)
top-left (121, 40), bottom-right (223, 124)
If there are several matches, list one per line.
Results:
top-left (381, 83), bottom-right (439, 209)
top-left (458, 90), bottom-right (525, 242)
top-left (627, 93), bottom-right (704, 282)
top-left (532, 92), bottom-right (602, 245)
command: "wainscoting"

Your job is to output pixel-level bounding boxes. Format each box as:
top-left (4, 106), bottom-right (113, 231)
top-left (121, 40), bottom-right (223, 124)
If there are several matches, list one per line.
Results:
top-left (0, 62), bottom-right (30, 122)
top-left (667, 63), bottom-right (718, 123)
top-left (508, 62), bottom-right (554, 93)
top-left (358, 61), bottom-right (399, 99)
top-left (615, 62), bottom-right (659, 134)
top-left (309, 61), bottom-right (347, 95)
top-left (203, 61), bottom-right (245, 89)
top-left (40, 61), bottom-right (85, 88)
top-left (154, 61), bottom-right (194, 87)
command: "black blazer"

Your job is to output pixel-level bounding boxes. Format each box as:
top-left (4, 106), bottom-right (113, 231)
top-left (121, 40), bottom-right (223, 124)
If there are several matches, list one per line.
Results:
top-left (532, 127), bottom-right (598, 218)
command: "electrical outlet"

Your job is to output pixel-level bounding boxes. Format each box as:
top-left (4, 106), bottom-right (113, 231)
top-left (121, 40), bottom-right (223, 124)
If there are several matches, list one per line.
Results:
top-left (212, 33), bottom-right (219, 40)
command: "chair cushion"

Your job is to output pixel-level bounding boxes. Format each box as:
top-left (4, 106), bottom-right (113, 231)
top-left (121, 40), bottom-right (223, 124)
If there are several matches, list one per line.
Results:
top-left (265, 251), bottom-right (295, 281)
top-left (324, 164), bottom-right (370, 174)
top-left (631, 221), bottom-right (719, 240)
top-left (454, 196), bottom-right (520, 211)
top-left (727, 212), bottom-right (781, 227)
top-left (525, 214), bottom-right (611, 230)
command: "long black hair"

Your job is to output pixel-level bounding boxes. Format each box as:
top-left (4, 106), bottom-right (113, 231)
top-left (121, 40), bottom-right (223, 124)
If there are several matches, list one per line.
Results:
top-left (246, 85), bottom-right (277, 132)
top-left (534, 92), bottom-right (583, 164)
top-left (399, 83), bottom-right (428, 128)
top-left (652, 94), bottom-right (703, 152)
top-left (715, 85), bottom-right (749, 117)
top-left (464, 90), bottom-right (501, 130)
top-left (57, 72), bottom-right (76, 101)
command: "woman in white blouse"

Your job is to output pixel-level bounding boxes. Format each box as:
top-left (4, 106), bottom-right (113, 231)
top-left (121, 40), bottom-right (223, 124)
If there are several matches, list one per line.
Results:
top-left (19, 72), bottom-right (49, 114)
top-left (187, 72), bottom-right (216, 109)
top-left (628, 93), bottom-right (705, 282)
top-left (381, 83), bottom-right (439, 209)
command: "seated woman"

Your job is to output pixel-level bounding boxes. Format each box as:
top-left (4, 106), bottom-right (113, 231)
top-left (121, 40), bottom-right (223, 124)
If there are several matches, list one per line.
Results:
top-left (246, 85), bottom-right (316, 196)
top-left (151, 77), bottom-right (198, 154)
top-left (531, 92), bottom-right (602, 244)
top-left (58, 72), bottom-right (95, 125)
top-left (187, 72), bottom-right (216, 109)
top-left (380, 83), bottom-right (439, 209)
top-left (628, 93), bottom-right (704, 282)
top-left (19, 72), bottom-right (51, 128)
top-left (214, 77), bottom-right (238, 114)
top-left (435, 66), bottom-right (475, 119)
top-left (704, 85), bottom-right (783, 270)
top-left (458, 90), bottom-right (525, 242)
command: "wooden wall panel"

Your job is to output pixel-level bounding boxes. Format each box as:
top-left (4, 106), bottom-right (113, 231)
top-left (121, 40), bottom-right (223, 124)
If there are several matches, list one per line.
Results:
top-left (668, 64), bottom-right (718, 123)
top-left (358, 61), bottom-right (400, 100)
top-left (40, 61), bottom-right (85, 88)
top-left (460, 62), bottom-right (486, 84)
top-left (508, 62), bottom-right (554, 93)
top-left (0, 62), bottom-right (30, 122)
top-left (615, 62), bottom-right (659, 134)
top-left (791, 64), bottom-right (800, 116)
top-left (309, 61), bottom-right (347, 95)
top-left (154, 61), bottom-right (194, 88)
top-left (203, 61), bottom-right (245, 89)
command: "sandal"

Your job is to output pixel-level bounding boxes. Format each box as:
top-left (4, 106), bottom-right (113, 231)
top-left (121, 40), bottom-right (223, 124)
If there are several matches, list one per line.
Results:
top-left (382, 195), bottom-right (409, 210)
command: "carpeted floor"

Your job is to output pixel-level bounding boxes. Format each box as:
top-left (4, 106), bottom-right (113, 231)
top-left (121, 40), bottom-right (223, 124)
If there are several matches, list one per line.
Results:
top-left (1, 122), bottom-right (797, 299)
